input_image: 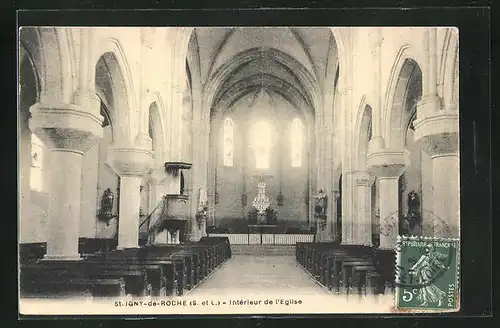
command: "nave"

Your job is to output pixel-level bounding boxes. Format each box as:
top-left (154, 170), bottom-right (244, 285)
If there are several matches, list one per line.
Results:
top-left (18, 27), bottom-right (459, 314)
top-left (186, 255), bottom-right (327, 297)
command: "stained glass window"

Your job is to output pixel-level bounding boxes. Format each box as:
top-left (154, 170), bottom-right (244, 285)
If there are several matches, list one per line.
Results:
top-left (223, 117), bottom-right (234, 167)
top-left (291, 118), bottom-right (302, 167)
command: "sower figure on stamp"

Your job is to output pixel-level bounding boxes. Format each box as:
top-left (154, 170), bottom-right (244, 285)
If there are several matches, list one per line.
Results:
top-left (409, 244), bottom-right (449, 306)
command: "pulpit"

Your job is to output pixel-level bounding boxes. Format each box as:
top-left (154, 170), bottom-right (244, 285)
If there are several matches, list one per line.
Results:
top-left (154, 162), bottom-right (192, 243)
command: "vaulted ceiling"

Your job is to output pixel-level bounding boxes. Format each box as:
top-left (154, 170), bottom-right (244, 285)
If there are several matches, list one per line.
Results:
top-left (188, 27), bottom-right (338, 115)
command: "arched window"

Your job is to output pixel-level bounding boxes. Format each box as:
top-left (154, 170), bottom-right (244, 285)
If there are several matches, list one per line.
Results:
top-left (291, 118), bottom-right (303, 167)
top-left (29, 134), bottom-right (45, 191)
top-left (223, 117), bottom-right (234, 167)
top-left (250, 121), bottom-right (272, 169)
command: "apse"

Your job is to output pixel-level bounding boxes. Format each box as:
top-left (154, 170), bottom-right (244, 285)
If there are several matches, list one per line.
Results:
top-left (209, 89), bottom-right (310, 232)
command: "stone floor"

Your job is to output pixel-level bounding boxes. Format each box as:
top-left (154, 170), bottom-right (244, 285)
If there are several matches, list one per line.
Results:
top-left (187, 255), bottom-right (329, 296)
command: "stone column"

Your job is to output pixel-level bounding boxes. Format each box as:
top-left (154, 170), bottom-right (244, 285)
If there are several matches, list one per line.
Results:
top-left (108, 147), bottom-right (153, 249)
top-left (414, 113), bottom-right (459, 238)
top-left (369, 27), bottom-right (385, 152)
top-left (29, 103), bottom-right (103, 261)
top-left (331, 190), bottom-right (340, 242)
top-left (189, 116), bottom-right (208, 242)
top-left (355, 171), bottom-right (375, 246)
top-left (341, 171), bottom-right (357, 244)
top-left (322, 129), bottom-right (334, 242)
top-left (367, 150), bottom-right (407, 249)
top-left (414, 27), bottom-right (459, 238)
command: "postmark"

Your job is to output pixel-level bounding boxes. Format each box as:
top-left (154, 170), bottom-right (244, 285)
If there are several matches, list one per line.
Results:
top-left (395, 235), bottom-right (460, 311)
top-left (379, 210), bottom-right (456, 240)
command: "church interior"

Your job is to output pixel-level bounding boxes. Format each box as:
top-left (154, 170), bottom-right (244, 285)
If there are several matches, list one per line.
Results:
top-left (18, 27), bottom-right (459, 299)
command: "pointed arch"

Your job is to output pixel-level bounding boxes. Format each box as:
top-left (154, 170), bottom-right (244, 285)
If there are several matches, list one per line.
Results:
top-left (145, 91), bottom-right (167, 166)
top-left (205, 47), bottom-right (319, 119)
top-left (94, 38), bottom-right (137, 143)
top-left (19, 27), bottom-right (73, 103)
top-left (383, 46), bottom-right (423, 148)
top-left (439, 28), bottom-right (459, 111)
top-left (354, 94), bottom-right (374, 169)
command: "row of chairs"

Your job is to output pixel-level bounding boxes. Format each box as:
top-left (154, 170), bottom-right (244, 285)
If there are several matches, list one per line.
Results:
top-left (296, 242), bottom-right (395, 295)
top-left (19, 237), bottom-right (231, 298)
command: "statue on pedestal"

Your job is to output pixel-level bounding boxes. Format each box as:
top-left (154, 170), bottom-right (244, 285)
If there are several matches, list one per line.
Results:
top-left (314, 189), bottom-right (327, 230)
top-left (400, 190), bottom-right (422, 236)
top-left (195, 189), bottom-right (209, 229)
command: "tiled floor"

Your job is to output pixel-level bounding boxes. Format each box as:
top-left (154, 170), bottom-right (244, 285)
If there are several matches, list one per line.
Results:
top-left (188, 255), bottom-right (329, 296)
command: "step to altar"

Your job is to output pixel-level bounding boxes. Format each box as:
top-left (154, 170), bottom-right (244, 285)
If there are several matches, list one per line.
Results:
top-left (230, 245), bottom-right (295, 256)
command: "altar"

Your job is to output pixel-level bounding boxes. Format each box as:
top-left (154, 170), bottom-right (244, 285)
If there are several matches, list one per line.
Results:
top-left (247, 224), bottom-right (279, 245)
top-left (208, 174), bottom-right (314, 245)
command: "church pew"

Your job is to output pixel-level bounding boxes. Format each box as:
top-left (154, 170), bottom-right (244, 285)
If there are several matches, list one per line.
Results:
top-left (23, 276), bottom-right (127, 298)
top-left (78, 238), bottom-right (118, 255)
top-left (107, 248), bottom-right (189, 295)
top-left (307, 243), bottom-right (338, 273)
top-left (295, 243), bottom-right (396, 295)
top-left (199, 237), bottom-right (232, 259)
top-left (295, 242), bottom-right (316, 266)
top-left (117, 243), bottom-right (223, 292)
top-left (320, 246), bottom-right (374, 287)
top-left (19, 243), bottom-right (46, 264)
top-left (82, 256), bottom-right (178, 296)
top-left (372, 249), bottom-right (396, 292)
top-left (145, 243), bottom-right (227, 282)
top-left (336, 258), bottom-right (375, 294)
top-left (197, 238), bottom-right (229, 264)
top-left (19, 238), bottom-right (119, 265)
top-left (351, 264), bottom-right (378, 295)
top-left (297, 243), bottom-right (372, 283)
top-left (139, 246), bottom-right (202, 287)
top-left (20, 261), bottom-right (154, 297)
top-left (195, 240), bottom-right (226, 270)
top-left (177, 243), bottom-right (215, 272)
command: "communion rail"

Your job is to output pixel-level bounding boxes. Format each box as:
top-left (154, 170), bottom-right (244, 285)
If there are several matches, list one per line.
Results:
top-left (206, 233), bottom-right (314, 245)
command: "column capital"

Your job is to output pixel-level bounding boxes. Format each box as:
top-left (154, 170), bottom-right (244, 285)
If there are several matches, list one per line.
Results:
top-left (355, 171), bottom-right (375, 187)
top-left (29, 102), bottom-right (104, 153)
top-left (107, 146), bottom-right (153, 177)
top-left (413, 110), bottom-right (459, 156)
top-left (367, 149), bottom-right (408, 178)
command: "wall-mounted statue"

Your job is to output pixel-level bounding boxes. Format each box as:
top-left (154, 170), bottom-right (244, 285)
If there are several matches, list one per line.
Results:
top-left (408, 190), bottom-right (420, 219)
top-left (276, 192), bottom-right (284, 206)
top-left (314, 189), bottom-right (327, 219)
top-left (196, 189), bottom-right (209, 229)
top-left (97, 188), bottom-right (118, 225)
top-left (400, 190), bottom-right (422, 236)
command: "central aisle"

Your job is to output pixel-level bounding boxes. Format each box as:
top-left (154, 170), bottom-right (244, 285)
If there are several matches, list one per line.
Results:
top-left (187, 255), bottom-right (329, 296)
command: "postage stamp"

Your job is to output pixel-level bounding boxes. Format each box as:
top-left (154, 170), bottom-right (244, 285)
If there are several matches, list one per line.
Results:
top-left (395, 236), bottom-right (460, 312)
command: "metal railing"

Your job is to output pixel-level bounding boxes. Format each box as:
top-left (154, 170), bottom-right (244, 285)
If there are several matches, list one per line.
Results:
top-left (207, 233), bottom-right (314, 245)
